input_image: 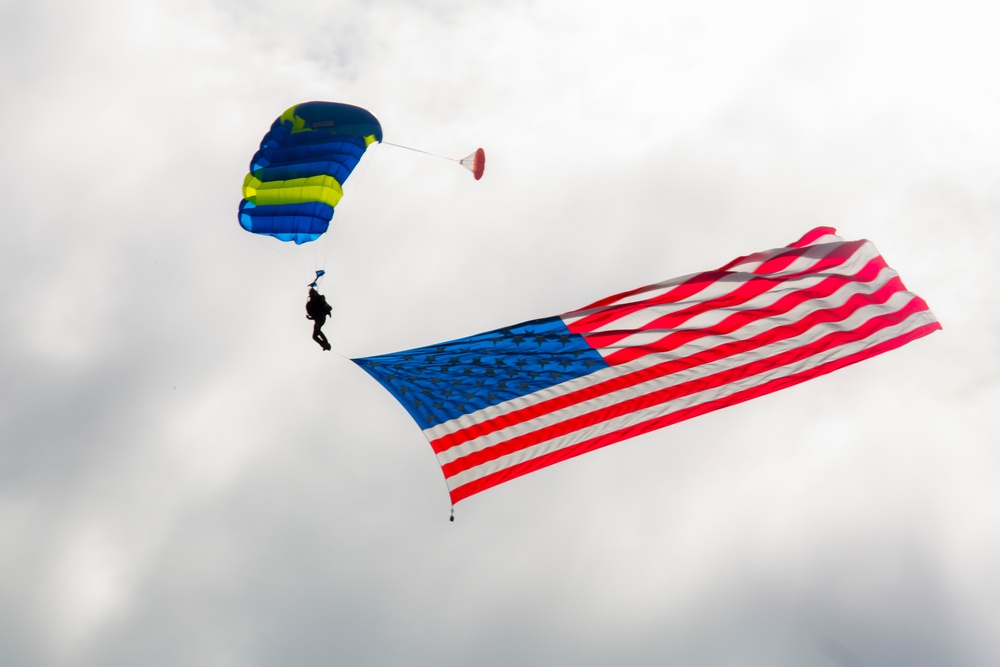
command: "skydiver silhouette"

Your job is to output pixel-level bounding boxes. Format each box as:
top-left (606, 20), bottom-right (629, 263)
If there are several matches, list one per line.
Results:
top-left (306, 287), bottom-right (333, 351)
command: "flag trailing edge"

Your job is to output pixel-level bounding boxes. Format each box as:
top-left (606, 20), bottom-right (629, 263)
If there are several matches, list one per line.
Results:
top-left (353, 227), bottom-right (941, 505)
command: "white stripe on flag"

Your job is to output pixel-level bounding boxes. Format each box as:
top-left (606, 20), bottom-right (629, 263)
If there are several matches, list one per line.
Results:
top-left (433, 291), bottom-right (928, 469)
top-left (442, 309), bottom-right (938, 492)
top-left (426, 241), bottom-right (895, 445)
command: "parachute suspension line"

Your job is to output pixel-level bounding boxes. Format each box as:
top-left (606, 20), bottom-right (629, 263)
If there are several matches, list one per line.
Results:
top-left (380, 140), bottom-right (447, 159)
top-left (381, 142), bottom-right (486, 180)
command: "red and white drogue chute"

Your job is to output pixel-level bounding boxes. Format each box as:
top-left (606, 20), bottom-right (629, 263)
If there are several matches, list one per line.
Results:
top-left (382, 142), bottom-right (486, 180)
top-left (459, 147), bottom-right (486, 180)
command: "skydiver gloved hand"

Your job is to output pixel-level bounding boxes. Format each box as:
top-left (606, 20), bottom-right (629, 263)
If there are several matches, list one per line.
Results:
top-left (305, 287), bottom-right (333, 351)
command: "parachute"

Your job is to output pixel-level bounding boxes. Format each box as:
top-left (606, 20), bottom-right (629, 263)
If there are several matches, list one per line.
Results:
top-left (239, 102), bottom-right (383, 245)
top-left (460, 148), bottom-right (486, 181)
top-left (239, 102), bottom-right (486, 248)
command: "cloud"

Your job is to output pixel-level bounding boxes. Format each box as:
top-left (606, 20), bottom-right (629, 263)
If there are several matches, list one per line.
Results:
top-left (2, 0), bottom-right (998, 665)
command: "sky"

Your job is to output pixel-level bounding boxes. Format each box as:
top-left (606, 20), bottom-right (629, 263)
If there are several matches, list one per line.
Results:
top-left (1, 0), bottom-right (998, 665)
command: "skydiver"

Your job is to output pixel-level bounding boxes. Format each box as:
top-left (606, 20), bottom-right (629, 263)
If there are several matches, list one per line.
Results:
top-left (306, 287), bottom-right (333, 351)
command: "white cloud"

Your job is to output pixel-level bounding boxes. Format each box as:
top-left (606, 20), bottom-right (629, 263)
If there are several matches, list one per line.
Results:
top-left (2, 0), bottom-right (998, 665)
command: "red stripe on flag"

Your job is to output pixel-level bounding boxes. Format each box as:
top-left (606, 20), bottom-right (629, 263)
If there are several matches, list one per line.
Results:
top-left (566, 270), bottom-right (731, 334)
top-left (592, 257), bottom-right (891, 365)
top-left (437, 293), bottom-right (932, 476)
top-left (568, 240), bottom-right (865, 336)
top-left (431, 266), bottom-right (904, 456)
top-left (716, 228), bottom-right (840, 272)
top-left (447, 318), bottom-right (940, 503)
top-left (790, 226), bottom-right (839, 248)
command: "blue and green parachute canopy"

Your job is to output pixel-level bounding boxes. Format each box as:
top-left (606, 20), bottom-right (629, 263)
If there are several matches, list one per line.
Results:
top-left (239, 102), bottom-right (382, 245)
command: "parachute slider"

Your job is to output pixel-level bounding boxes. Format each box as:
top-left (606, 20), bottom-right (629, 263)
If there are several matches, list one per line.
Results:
top-left (308, 269), bottom-right (325, 287)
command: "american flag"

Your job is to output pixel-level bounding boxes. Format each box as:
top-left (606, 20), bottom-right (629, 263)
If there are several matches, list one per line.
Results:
top-left (354, 228), bottom-right (941, 505)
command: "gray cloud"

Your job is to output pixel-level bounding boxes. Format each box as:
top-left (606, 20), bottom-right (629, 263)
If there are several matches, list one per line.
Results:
top-left (2, 0), bottom-right (998, 665)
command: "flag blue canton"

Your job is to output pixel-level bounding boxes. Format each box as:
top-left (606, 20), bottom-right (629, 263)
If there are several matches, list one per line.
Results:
top-left (354, 316), bottom-right (609, 430)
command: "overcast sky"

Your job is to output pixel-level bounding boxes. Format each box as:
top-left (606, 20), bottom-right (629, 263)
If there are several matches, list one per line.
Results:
top-left (2, 1), bottom-right (998, 665)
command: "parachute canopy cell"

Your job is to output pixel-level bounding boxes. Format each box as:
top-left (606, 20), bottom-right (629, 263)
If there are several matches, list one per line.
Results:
top-left (239, 102), bottom-right (382, 245)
